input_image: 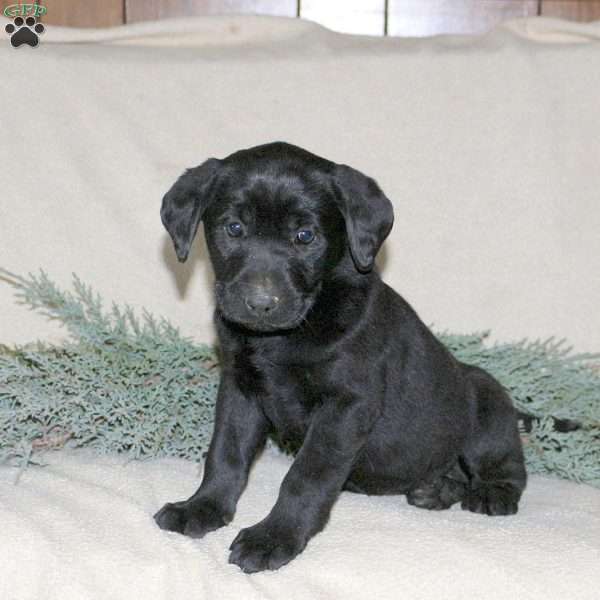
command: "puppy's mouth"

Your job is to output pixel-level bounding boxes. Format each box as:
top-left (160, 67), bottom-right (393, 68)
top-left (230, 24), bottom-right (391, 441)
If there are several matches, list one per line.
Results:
top-left (218, 304), bottom-right (311, 333)
top-left (215, 291), bottom-right (314, 333)
top-left (222, 313), bottom-right (304, 333)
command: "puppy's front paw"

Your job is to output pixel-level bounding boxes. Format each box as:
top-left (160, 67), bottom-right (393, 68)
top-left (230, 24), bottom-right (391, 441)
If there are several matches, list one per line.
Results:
top-left (154, 499), bottom-right (230, 538)
top-left (228, 520), bottom-right (306, 573)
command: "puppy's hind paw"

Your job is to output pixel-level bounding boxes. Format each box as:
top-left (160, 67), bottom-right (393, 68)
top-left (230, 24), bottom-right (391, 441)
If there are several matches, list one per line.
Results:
top-left (461, 482), bottom-right (520, 516)
top-left (406, 474), bottom-right (466, 511)
top-left (407, 485), bottom-right (452, 510)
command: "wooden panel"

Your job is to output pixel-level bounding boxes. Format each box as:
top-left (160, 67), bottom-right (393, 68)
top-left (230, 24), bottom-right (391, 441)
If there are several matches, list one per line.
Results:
top-left (1, 0), bottom-right (126, 27)
top-left (300, 0), bottom-right (385, 35)
top-left (2, 1), bottom-right (598, 33)
top-left (388, 0), bottom-right (539, 36)
top-left (541, 0), bottom-right (600, 20)
top-left (126, 0), bottom-right (297, 23)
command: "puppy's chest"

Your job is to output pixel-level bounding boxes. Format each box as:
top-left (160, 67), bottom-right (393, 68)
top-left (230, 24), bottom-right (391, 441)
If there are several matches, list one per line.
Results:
top-left (246, 348), bottom-right (327, 446)
top-left (266, 364), bottom-right (323, 442)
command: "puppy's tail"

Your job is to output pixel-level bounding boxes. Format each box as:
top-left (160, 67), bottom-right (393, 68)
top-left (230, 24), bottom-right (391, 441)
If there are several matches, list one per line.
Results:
top-left (516, 410), bottom-right (581, 434)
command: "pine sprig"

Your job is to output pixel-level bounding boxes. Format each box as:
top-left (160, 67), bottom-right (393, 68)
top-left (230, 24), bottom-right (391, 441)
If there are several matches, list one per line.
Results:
top-left (0, 269), bottom-right (218, 470)
top-left (1, 269), bottom-right (599, 487)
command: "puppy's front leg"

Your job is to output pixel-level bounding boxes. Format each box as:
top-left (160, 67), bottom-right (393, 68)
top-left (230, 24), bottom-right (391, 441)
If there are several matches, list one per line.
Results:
top-left (229, 398), bottom-right (374, 573)
top-left (154, 373), bottom-right (269, 539)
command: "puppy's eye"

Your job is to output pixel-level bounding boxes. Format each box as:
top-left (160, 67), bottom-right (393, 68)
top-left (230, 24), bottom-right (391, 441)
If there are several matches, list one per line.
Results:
top-left (226, 222), bottom-right (243, 237)
top-left (296, 229), bottom-right (315, 244)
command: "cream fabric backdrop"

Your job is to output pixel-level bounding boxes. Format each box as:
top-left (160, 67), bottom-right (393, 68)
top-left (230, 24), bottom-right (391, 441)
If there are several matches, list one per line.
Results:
top-left (1, 16), bottom-right (599, 352)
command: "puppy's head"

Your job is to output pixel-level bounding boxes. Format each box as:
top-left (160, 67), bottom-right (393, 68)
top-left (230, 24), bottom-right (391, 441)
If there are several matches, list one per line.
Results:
top-left (161, 142), bottom-right (393, 332)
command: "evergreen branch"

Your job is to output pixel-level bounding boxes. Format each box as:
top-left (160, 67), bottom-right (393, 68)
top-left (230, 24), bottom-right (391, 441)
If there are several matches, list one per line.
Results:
top-left (1, 269), bottom-right (599, 487)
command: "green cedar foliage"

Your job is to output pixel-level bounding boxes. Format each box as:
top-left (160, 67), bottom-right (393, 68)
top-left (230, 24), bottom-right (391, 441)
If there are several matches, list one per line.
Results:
top-left (1, 269), bottom-right (598, 487)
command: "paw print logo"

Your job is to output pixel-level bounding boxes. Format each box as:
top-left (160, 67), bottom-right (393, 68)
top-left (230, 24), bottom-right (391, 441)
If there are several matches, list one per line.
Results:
top-left (5, 16), bottom-right (45, 48)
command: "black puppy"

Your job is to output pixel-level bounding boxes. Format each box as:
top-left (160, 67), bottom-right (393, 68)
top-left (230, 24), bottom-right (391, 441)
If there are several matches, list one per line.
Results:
top-left (155, 142), bottom-right (526, 573)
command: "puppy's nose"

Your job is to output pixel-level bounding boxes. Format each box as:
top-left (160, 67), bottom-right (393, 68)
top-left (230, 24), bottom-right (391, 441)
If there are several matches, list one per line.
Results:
top-left (244, 292), bottom-right (280, 315)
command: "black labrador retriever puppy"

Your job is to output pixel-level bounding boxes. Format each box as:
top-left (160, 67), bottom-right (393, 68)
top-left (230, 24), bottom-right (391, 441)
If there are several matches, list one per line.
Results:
top-left (155, 142), bottom-right (527, 573)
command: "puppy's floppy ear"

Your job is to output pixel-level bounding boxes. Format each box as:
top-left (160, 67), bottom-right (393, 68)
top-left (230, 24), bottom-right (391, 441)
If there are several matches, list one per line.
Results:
top-left (160, 158), bottom-right (222, 263)
top-left (331, 164), bottom-right (394, 273)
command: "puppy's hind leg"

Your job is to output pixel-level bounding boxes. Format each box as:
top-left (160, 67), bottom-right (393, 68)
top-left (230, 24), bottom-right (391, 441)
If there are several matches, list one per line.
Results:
top-left (406, 461), bottom-right (468, 511)
top-left (460, 366), bottom-right (527, 516)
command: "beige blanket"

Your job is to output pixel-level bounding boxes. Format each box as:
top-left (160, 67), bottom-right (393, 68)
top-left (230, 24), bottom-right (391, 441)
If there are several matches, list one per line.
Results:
top-left (1, 446), bottom-right (599, 600)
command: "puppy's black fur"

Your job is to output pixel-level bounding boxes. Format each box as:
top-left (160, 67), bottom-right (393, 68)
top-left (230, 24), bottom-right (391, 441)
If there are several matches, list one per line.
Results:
top-left (155, 142), bottom-right (527, 573)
